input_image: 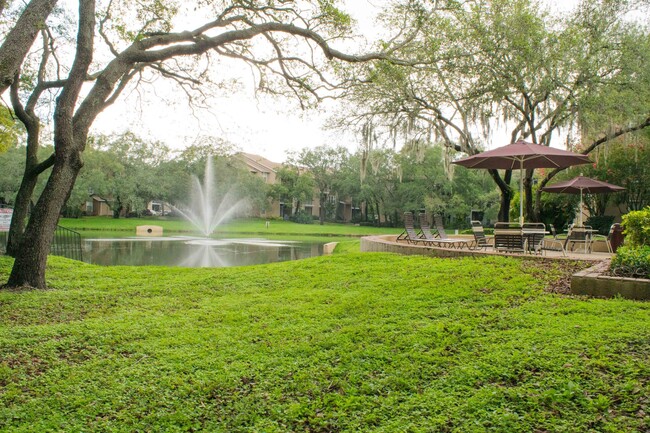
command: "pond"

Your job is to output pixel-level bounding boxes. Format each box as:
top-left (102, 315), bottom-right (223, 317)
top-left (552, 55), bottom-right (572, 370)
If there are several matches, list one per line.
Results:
top-left (82, 236), bottom-right (325, 268)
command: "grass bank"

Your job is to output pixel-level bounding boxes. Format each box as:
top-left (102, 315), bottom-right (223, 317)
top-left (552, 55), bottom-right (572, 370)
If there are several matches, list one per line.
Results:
top-left (59, 216), bottom-right (403, 237)
top-left (1, 254), bottom-right (648, 432)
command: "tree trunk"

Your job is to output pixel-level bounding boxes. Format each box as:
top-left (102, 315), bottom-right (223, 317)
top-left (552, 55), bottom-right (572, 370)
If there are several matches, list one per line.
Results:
top-left (5, 176), bottom-right (38, 256)
top-left (524, 169), bottom-right (535, 222)
top-left (319, 192), bottom-right (325, 225)
top-left (487, 168), bottom-right (513, 222)
top-left (4, 0), bottom-right (95, 289)
top-left (7, 149), bottom-right (83, 288)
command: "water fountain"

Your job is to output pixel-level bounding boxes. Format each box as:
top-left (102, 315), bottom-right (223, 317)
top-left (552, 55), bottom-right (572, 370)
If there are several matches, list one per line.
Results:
top-left (173, 156), bottom-right (248, 237)
top-left (82, 156), bottom-right (324, 267)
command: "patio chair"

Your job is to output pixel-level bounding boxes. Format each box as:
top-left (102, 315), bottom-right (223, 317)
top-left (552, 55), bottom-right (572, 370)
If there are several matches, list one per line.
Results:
top-left (592, 223), bottom-right (618, 253)
top-left (564, 225), bottom-right (594, 253)
top-left (493, 222), bottom-right (527, 253)
top-left (471, 220), bottom-right (493, 250)
top-left (398, 212), bottom-right (432, 246)
top-left (523, 222), bottom-right (546, 255)
top-left (548, 224), bottom-right (566, 241)
top-left (429, 214), bottom-right (473, 249)
top-left (541, 224), bottom-right (566, 256)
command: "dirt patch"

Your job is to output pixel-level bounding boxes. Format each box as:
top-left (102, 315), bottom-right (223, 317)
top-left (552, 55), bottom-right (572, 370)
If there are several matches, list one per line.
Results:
top-left (521, 259), bottom-right (593, 295)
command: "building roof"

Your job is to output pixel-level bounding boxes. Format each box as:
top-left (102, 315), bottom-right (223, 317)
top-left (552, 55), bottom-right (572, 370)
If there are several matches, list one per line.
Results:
top-left (89, 193), bottom-right (109, 202)
top-left (237, 152), bottom-right (282, 173)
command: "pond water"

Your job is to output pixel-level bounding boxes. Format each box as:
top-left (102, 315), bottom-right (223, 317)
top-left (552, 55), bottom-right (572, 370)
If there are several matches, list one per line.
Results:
top-left (82, 236), bottom-right (325, 268)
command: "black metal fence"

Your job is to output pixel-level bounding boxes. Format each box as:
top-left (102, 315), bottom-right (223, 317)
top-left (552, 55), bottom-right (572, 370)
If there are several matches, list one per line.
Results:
top-left (51, 226), bottom-right (83, 261)
top-left (0, 226), bottom-right (83, 261)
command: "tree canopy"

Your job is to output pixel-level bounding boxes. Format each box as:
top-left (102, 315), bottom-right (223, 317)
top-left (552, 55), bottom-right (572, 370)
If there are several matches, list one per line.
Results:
top-left (335, 0), bottom-right (650, 222)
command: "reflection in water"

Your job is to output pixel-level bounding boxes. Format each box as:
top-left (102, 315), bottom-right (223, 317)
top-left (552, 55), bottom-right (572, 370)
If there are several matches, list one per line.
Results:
top-left (83, 237), bottom-right (324, 268)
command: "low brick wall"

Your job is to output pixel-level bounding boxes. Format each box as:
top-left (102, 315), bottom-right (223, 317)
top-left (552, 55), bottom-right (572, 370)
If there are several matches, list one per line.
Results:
top-left (360, 235), bottom-right (544, 260)
top-left (571, 260), bottom-right (650, 300)
top-left (361, 234), bottom-right (611, 263)
top-left (360, 235), bottom-right (477, 258)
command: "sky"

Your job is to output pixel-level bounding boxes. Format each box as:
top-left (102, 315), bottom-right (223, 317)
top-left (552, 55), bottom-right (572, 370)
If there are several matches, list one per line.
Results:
top-left (88, 0), bottom-right (582, 163)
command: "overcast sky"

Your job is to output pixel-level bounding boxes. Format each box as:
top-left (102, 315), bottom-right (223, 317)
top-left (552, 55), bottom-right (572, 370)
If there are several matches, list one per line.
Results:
top-left (90, 0), bottom-right (582, 163)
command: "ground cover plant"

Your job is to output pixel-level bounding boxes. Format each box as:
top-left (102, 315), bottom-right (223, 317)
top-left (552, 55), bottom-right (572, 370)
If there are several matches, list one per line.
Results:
top-left (1, 253), bottom-right (648, 432)
top-left (58, 217), bottom-right (404, 237)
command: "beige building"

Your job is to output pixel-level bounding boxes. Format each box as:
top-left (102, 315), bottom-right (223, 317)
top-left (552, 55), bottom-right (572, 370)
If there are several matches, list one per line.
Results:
top-left (237, 152), bottom-right (356, 222)
top-left (85, 194), bottom-right (112, 216)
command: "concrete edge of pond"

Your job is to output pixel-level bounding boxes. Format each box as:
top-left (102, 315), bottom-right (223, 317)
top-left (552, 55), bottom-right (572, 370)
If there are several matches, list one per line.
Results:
top-left (323, 242), bottom-right (338, 254)
top-left (571, 260), bottom-right (650, 300)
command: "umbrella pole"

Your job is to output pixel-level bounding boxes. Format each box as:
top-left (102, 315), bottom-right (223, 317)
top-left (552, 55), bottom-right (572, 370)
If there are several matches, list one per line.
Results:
top-left (519, 160), bottom-right (524, 224)
top-left (579, 188), bottom-right (583, 226)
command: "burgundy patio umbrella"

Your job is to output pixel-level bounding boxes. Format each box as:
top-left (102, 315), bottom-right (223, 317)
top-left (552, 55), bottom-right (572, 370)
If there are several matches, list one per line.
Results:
top-left (541, 176), bottom-right (625, 226)
top-left (452, 139), bottom-right (592, 223)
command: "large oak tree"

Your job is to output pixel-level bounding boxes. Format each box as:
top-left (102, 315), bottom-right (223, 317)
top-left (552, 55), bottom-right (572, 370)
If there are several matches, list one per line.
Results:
top-left (3, 0), bottom-right (418, 289)
top-left (337, 0), bottom-right (650, 222)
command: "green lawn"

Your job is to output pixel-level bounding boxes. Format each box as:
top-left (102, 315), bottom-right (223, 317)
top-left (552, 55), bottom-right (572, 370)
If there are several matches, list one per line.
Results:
top-left (58, 216), bottom-right (403, 237)
top-left (1, 253), bottom-right (648, 432)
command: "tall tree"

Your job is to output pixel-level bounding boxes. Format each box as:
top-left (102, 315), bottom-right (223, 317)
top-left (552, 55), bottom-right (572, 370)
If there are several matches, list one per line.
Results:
top-left (337, 0), bottom-right (650, 222)
top-left (4, 0), bottom-right (417, 289)
top-left (5, 25), bottom-right (61, 255)
top-left (269, 165), bottom-right (315, 217)
top-left (290, 145), bottom-right (348, 225)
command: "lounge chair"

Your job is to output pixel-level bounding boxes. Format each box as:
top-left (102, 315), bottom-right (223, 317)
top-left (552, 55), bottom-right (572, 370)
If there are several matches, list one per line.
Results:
top-left (493, 222), bottom-right (527, 253)
top-left (428, 214), bottom-right (473, 249)
top-left (398, 212), bottom-right (432, 246)
top-left (471, 220), bottom-right (493, 250)
top-left (417, 213), bottom-right (438, 242)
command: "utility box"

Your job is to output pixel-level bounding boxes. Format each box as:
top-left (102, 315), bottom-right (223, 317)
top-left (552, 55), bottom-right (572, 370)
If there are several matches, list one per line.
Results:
top-left (136, 225), bottom-right (163, 236)
top-left (610, 223), bottom-right (624, 253)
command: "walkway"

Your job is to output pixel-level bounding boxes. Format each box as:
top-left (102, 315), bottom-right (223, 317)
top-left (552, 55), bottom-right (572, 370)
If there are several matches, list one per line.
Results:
top-left (360, 235), bottom-right (612, 262)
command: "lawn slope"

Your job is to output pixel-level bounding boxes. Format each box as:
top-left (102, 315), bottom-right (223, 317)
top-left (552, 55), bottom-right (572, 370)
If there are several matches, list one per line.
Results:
top-left (58, 216), bottom-right (403, 237)
top-left (1, 254), bottom-right (648, 432)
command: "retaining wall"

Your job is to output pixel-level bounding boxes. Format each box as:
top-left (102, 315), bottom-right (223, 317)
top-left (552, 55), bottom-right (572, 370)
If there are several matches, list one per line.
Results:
top-left (571, 260), bottom-right (650, 300)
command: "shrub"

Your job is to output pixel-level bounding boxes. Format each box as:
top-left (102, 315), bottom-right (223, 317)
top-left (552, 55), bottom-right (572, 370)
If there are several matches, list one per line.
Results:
top-left (609, 245), bottom-right (650, 279)
top-left (585, 215), bottom-right (615, 235)
top-left (291, 210), bottom-right (313, 224)
top-left (61, 206), bottom-right (83, 218)
top-left (621, 207), bottom-right (650, 247)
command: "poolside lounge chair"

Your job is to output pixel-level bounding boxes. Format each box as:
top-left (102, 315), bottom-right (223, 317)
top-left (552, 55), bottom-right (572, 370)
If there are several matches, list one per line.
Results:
top-left (471, 220), bottom-right (493, 250)
top-left (417, 213), bottom-right (438, 242)
top-left (493, 222), bottom-right (527, 253)
top-left (427, 214), bottom-right (473, 249)
top-left (398, 212), bottom-right (432, 246)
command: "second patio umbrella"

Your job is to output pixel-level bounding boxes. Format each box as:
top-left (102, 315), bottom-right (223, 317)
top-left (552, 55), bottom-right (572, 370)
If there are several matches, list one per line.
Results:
top-left (452, 140), bottom-right (592, 223)
top-left (541, 175), bottom-right (625, 226)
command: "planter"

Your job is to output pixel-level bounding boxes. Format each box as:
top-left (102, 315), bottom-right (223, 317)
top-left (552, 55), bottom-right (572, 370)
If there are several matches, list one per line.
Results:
top-left (571, 260), bottom-right (650, 300)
